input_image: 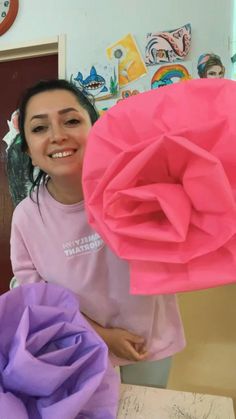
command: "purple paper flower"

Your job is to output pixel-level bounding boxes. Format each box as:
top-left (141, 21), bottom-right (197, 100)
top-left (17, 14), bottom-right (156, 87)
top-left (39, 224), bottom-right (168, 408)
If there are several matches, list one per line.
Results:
top-left (0, 282), bottom-right (119, 418)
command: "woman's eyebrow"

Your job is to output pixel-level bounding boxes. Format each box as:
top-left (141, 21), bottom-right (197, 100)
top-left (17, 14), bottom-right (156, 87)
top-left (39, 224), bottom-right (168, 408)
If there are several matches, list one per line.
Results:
top-left (30, 107), bottom-right (80, 121)
top-left (58, 107), bottom-right (79, 115)
top-left (30, 113), bottom-right (47, 121)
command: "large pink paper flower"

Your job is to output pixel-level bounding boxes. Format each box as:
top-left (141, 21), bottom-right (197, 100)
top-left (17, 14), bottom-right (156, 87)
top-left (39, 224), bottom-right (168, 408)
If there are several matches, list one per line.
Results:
top-left (83, 79), bottom-right (236, 294)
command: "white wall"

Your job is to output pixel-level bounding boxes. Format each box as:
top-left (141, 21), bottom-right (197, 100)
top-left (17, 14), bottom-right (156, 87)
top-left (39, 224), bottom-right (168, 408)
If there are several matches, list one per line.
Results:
top-left (1, 0), bottom-right (233, 80)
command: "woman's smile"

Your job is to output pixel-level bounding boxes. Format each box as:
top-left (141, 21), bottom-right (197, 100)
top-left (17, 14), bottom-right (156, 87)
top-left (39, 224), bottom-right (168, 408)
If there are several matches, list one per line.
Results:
top-left (24, 89), bottom-right (92, 179)
top-left (49, 148), bottom-right (77, 159)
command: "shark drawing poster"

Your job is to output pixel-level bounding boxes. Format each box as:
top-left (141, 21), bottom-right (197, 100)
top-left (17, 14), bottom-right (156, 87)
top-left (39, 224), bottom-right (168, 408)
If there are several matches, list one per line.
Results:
top-left (71, 62), bottom-right (119, 101)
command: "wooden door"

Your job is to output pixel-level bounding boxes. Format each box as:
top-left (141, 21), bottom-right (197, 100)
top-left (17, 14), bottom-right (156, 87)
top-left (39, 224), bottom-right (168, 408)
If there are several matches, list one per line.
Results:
top-left (0, 54), bottom-right (58, 294)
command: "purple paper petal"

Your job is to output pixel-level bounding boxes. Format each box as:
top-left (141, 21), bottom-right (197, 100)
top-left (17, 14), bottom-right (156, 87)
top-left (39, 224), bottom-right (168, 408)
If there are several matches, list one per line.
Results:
top-left (0, 282), bottom-right (119, 418)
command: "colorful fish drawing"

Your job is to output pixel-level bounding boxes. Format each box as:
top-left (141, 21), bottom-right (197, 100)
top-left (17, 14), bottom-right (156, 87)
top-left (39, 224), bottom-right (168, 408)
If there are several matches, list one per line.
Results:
top-left (74, 66), bottom-right (108, 96)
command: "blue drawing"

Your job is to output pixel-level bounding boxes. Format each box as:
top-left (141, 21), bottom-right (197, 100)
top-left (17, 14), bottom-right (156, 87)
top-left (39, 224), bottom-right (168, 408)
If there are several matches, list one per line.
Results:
top-left (74, 66), bottom-right (108, 97)
top-left (152, 79), bottom-right (173, 88)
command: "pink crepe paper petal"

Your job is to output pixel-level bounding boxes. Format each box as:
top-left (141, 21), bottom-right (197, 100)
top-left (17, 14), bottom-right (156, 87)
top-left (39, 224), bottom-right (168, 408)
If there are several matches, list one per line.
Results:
top-left (83, 79), bottom-right (236, 294)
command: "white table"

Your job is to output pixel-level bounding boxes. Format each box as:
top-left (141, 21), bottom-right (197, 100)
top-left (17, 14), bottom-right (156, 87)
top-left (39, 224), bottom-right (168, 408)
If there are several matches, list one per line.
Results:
top-left (118, 384), bottom-right (235, 418)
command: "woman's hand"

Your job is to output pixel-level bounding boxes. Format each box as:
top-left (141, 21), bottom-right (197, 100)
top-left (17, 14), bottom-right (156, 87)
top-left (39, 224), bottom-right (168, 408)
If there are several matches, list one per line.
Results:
top-left (84, 314), bottom-right (148, 362)
top-left (103, 327), bottom-right (148, 362)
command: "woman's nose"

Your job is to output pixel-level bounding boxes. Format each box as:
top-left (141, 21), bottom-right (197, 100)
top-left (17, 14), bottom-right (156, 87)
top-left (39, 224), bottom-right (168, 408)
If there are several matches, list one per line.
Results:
top-left (50, 124), bottom-right (68, 143)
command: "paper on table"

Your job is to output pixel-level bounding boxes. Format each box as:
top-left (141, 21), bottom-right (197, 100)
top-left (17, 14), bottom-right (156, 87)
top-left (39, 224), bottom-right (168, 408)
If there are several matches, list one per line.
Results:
top-left (117, 384), bottom-right (235, 419)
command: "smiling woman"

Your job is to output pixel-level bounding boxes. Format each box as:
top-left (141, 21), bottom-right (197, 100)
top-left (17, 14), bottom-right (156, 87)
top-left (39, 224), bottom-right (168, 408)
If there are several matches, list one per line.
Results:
top-left (17, 79), bottom-right (98, 204)
top-left (9, 78), bottom-right (185, 390)
top-left (24, 91), bottom-right (92, 203)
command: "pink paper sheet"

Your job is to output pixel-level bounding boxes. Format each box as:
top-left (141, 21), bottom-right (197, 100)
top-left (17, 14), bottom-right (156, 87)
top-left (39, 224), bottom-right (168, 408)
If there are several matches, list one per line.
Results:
top-left (83, 79), bottom-right (236, 294)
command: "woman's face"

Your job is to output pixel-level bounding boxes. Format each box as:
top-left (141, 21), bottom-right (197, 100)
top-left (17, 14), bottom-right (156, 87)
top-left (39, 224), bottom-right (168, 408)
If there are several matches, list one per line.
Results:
top-left (206, 65), bottom-right (225, 79)
top-left (24, 89), bottom-right (92, 181)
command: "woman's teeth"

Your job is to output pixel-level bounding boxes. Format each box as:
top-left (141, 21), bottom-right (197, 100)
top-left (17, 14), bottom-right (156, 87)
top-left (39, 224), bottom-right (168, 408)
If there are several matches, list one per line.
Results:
top-left (51, 151), bottom-right (74, 159)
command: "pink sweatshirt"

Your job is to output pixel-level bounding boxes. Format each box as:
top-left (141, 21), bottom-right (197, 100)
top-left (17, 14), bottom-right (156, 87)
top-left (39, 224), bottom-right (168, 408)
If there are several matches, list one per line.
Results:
top-left (10, 184), bottom-right (185, 365)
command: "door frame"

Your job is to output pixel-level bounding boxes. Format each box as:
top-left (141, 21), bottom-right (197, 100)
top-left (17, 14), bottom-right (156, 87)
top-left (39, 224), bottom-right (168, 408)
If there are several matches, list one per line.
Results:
top-left (0, 34), bottom-right (66, 77)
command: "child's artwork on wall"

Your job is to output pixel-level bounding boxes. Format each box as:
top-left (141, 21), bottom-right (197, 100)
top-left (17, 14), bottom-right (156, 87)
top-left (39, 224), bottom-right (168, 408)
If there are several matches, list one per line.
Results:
top-left (106, 33), bottom-right (147, 87)
top-left (72, 62), bottom-right (118, 100)
top-left (145, 23), bottom-right (191, 66)
top-left (150, 63), bottom-right (192, 89)
top-left (117, 89), bottom-right (140, 103)
top-left (97, 107), bottom-right (109, 117)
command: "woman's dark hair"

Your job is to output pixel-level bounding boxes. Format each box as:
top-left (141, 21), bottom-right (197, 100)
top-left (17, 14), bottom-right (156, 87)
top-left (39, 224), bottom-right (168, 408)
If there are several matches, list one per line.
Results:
top-left (18, 78), bottom-right (99, 200)
top-left (6, 133), bottom-right (31, 207)
top-left (197, 53), bottom-right (225, 78)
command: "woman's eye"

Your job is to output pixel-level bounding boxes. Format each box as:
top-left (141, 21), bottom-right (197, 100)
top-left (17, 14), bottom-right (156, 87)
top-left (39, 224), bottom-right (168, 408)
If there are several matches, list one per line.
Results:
top-left (32, 125), bottom-right (47, 133)
top-left (66, 119), bottom-right (80, 125)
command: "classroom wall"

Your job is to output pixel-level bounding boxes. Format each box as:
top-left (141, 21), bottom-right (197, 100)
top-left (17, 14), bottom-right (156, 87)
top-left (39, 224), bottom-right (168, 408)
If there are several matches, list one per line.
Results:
top-left (168, 285), bottom-right (236, 407)
top-left (0, 0), bottom-right (233, 80)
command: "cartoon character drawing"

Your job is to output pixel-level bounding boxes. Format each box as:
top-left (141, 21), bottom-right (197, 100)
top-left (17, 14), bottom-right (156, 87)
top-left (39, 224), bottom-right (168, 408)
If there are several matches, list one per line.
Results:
top-left (117, 89), bottom-right (140, 103)
top-left (145, 24), bottom-right (191, 65)
top-left (197, 53), bottom-right (225, 79)
top-left (74, 66), bottom-right (108, 97)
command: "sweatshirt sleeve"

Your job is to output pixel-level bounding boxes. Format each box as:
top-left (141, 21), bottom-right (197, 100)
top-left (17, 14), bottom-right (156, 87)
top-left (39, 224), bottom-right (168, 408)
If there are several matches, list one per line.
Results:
top-left (10, 212), bottom-right (43, 285)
